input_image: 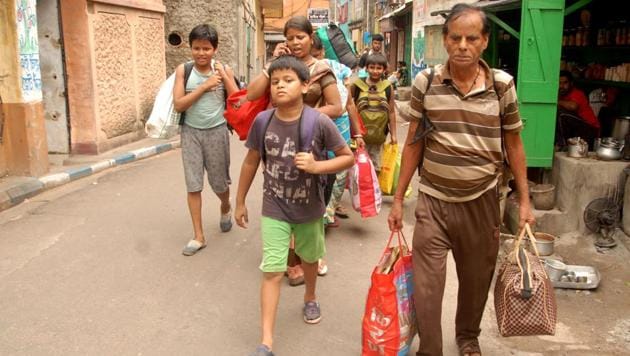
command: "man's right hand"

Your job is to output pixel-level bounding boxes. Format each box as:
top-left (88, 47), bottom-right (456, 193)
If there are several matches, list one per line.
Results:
top-left (203, 74), bottom-right (222, 91)
top-left (388, 200), bottom-right (404, 232)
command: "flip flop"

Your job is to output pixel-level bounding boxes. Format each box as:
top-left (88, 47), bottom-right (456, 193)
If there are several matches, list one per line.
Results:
top-left (182, 239), bottom-right (206, 256)
top-left (335, 206), bottom-right (350, 219)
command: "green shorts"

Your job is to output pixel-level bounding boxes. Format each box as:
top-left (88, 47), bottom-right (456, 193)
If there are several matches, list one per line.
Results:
top-left (260, 216), bottom-right (326, 273)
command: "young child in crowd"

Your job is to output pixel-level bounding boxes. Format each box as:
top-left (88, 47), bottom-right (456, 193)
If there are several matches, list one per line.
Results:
top-left (350, 53), bottom-right (397, 173)
top-left (173, 24), bottom-right (239, 256)
top-left (234, 56), bottom-right (354, 356)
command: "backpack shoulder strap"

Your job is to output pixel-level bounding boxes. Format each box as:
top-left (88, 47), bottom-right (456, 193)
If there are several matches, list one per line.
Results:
top-left (352, 78), bottom-right (368, 103)
top-left (425, 68), bottom-right (435, 94)
top-left (184, 61), bottom-right (194, 87)
top-left (298, 106), bottom-right (322, 153)
top-left (254, 109), bottom-right (276, 164)
top-left (178, 61), bottom-right (195, 125)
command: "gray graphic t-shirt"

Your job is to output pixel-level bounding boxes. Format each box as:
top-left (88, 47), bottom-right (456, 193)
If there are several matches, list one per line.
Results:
top-left (245, 111), bottom-right (347, 224)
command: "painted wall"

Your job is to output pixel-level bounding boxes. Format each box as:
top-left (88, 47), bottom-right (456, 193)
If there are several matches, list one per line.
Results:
top-left (60, 0), bottom-right (166, 154)
top-left (0, 0), bottom-right (49, 176)
top-left (37, 0), bottom-right (69, 154)
top-left (164, 0), bottom-right (239, 76)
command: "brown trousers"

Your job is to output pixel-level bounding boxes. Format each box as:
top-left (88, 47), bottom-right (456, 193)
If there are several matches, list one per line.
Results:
top-left (412, 188), bottom-right (500, 356)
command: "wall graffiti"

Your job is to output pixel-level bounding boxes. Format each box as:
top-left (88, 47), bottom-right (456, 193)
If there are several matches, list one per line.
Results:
top-left (411, 30), bottom-right (426, 79)
top-left (411, 0), bottom-right (428, 79)
top-left (17, 0), bottom-right (42, 101)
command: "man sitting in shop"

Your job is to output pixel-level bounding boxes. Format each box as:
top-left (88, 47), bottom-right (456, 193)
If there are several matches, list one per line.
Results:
top-left (557, 70), bottom-right (600, 147)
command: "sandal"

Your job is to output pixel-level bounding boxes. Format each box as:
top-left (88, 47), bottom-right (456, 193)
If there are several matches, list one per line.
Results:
top-left (318, 259), bottom-right (328, 276)
top-left (182, 239), bottom-right (206, 256)
top-left (286, 265), bottom-right (305, 286)
top-left (458, 339), bottom-right (481, 356)
top-left (249, 344), bottom-right (274, 356)
top-left (335, 206), bottom-right (350, 219)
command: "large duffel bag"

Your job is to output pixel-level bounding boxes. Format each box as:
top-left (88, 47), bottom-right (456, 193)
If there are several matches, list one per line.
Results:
top-left (316, 23), bottom-right (358, 69)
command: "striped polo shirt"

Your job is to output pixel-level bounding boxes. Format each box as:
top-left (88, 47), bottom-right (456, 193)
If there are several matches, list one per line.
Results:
top-left (407, 60), bottom-right (522, 202)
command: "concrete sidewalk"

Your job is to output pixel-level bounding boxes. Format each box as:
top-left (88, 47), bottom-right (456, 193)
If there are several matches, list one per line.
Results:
top-left (0, 137), bottom-right (180, 212)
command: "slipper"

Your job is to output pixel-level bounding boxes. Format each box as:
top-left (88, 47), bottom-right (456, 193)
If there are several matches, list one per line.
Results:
top-left (318, 259), bottom-right (328, 276)
top-left (182, 239), bottom-right (206, 256)
top-left (335, 206), bottom-right (350, 219)
top-left (458, 339), bottom-right (481, 356)
top-left (325, 216), bottom-right (340, 229)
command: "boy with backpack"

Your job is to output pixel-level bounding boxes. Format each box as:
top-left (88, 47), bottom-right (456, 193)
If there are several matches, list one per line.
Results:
top-left (234, 56), bottom-right (354, 356)
top-left (350, 53), bottom-right (398, 172)
top-left (173, 24), bottom-right (239, 256)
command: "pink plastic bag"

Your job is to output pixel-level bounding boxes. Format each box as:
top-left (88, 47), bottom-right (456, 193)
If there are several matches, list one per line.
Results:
top-left (350, 148), bottom-right (382, 218)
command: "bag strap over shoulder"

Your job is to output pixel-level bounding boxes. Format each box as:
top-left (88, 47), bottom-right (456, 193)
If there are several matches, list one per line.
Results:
top-left (256, 109), bottom-right (276, 164)
top-left (178, 61), bottom-right (196, 125)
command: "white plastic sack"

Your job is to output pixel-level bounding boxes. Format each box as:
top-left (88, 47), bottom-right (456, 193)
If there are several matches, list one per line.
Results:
top-left (145, 73), bottom-right (180, 139)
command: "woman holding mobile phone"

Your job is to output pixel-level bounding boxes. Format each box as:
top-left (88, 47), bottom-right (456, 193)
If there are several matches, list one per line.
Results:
top-left (247, 16), bottom-right (342, 120)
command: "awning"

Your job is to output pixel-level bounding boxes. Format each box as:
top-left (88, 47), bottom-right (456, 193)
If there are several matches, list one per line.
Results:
top-left (430, 0), bottom-right (520, 17)
top-left (378, 0), bottom-right (413, 21)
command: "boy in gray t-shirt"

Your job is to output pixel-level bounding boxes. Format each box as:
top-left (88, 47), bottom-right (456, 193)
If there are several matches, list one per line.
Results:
top-left (235, 56), bottom-right (354, 356)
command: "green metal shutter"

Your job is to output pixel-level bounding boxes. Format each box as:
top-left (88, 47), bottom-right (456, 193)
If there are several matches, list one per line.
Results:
top-left (516, 0), bottom-right (565, 167)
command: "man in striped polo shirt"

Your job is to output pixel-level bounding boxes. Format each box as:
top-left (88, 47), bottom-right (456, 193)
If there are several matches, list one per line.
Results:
top-left (388, 4), bottom-right (534, 356)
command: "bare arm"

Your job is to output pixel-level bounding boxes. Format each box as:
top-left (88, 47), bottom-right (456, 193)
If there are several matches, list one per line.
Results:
top-left (388, 88), bottom-right (398, 144)
top-left (317, 83), bottom-right (343, 119)
top-left (558, 99), bottom-right (578, 112)
top-left (294, 145), bottom-right (354, 174)
top-left (217, 63), bottom-right (239, 97)
top-left (173, 64), bottom-right (222, 112)
top-left (504, 130), bottom-right (535, 228)
top-left (246, 72), bottom-right (269, 101)
top-left (235, 149), bottom-right (262, 228)
top-left (346, 93), bottom-right (365, 148)
top-left (387, 120), bottom-right (424, 231)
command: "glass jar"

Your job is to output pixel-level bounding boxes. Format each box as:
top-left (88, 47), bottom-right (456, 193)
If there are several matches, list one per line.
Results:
top-left (575, 27), bottom-right (583, 46)
top-left (568, 29), bottom-right (576, 46)
top-left (562, 29), bottom-right (568, 46)
top-left (583, 27), bottom-right (590, 46)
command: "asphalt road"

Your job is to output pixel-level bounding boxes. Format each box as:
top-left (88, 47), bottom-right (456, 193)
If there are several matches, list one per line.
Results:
top-left (1, 130), bottom-right (626, 355)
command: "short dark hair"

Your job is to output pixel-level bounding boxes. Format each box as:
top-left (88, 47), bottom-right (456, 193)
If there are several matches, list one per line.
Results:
top-left (189, 24), bottom-right (219, 48)
top-left (312, 33), bottom-right (323, 51)
top-left (284, 16), bottom-right (313, 36)
top-left (267, 55), bottom-right (310, 83)
top-left (372, 34), bottom-right (384, 42)
top-left (443, 3), bottom-right (490, 36)
top-left (365, 53), bottom-right (388, 69)
top-left (559, 70), bottom-right (573, 82)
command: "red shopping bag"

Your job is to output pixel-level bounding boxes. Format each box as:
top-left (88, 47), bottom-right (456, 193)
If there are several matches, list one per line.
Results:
top-left (224, 89), bottom-right (270, 140)
top-left (350, 148), bottom-right (382, 218)
top-left (362, 231), bottom-right (416, 355)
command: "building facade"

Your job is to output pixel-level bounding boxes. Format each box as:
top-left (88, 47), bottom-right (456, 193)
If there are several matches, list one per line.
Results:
top-left (1, 0), bottom-right (167, 177)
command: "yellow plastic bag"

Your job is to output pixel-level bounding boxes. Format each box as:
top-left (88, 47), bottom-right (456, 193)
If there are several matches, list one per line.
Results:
top-left (378, 143), bottom-right (398, 195)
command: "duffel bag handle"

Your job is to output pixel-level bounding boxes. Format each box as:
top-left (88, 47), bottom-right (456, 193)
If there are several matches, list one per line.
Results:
top-left (513, 223), bottom-right (542, 258)
top-left (517, 246), bottom-right (533, 299)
